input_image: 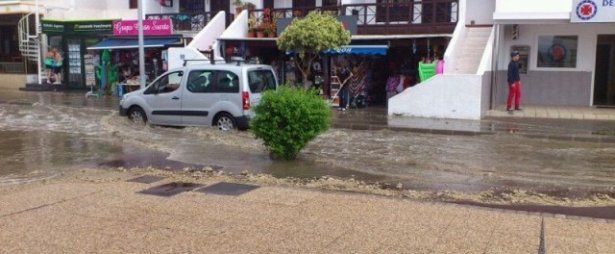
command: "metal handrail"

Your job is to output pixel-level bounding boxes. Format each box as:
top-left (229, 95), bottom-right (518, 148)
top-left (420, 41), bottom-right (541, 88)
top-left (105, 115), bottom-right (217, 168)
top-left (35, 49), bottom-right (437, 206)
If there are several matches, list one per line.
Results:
top-left (146, 12), bottom-right (213, 32)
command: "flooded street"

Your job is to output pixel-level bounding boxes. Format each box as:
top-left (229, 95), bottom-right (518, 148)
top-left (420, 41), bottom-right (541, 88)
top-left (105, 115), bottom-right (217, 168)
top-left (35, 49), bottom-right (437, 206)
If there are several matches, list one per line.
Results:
top-left (1, 86), bottom-right (614, 202)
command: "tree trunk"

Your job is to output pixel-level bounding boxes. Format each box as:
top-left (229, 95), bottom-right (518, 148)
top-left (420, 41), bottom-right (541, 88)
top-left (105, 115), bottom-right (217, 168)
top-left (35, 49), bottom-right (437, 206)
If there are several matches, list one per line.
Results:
top-left (302, 72), bottom-right (310, 88)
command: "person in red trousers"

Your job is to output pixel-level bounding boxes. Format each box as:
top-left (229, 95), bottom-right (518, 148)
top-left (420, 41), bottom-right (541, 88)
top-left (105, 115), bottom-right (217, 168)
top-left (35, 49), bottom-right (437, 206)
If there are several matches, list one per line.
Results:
top-left (507, 50), bottom-right (522, 113)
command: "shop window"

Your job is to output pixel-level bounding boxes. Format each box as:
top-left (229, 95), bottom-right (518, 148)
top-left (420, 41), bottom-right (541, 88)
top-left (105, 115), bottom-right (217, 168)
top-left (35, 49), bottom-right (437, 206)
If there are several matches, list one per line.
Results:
top-left (537, 35), bottom-right (578, 68)
top-left (129, 0), bottom-right (138, 9)
top-left (248, 70), bottom-right (276, 93)
top-left (187, 70), bottom-right (214, 93)
top-left (146, 71), bottom-right (183, 94)
top-left (214, 71), bottom-right (240, 93)
top-left (376, 0), bottom-right (412, 23)
top-left (421, 1), bottom-right (452, 23)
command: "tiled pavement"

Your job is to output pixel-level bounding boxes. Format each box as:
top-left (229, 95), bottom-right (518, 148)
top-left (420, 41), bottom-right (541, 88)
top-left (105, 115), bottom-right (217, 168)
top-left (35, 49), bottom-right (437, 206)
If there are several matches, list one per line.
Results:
top-left (0, 178), bottom-right (614, 253)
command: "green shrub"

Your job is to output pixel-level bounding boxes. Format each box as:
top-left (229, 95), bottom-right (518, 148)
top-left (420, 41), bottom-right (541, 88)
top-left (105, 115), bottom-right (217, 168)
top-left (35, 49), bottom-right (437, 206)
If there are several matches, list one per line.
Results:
top-left (250, 86), bottom-right (331, 160)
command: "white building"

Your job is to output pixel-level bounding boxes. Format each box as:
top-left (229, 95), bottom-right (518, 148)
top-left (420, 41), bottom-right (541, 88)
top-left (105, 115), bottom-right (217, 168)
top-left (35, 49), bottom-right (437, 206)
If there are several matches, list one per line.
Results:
top-left (389, 0), bottom-right (615, 119)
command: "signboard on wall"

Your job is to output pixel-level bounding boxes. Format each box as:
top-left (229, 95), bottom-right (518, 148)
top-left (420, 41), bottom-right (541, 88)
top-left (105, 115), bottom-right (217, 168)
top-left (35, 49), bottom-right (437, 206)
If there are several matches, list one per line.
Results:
top-left (113, 19), bottom-right (173, 36)
top-left (276, 16), bottom-right (358, 36)
top-left (571, 0), bottom-right (615, 22)
top-left (41, 20), bottom-right (114, 34)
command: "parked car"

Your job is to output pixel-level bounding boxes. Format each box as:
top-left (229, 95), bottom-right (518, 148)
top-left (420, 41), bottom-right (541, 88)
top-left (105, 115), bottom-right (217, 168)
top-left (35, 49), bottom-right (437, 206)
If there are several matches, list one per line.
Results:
top-left (119, 63), bottom-right (278, 131)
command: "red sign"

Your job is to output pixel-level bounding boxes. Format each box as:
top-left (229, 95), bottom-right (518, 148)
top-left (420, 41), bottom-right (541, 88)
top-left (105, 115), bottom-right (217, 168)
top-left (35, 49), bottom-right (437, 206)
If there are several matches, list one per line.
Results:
top-left (113, 19), bottom-right (173, 36)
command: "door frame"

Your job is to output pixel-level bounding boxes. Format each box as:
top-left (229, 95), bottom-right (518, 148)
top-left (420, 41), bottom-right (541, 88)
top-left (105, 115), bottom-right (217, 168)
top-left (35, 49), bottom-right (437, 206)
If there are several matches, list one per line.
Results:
top-left (592, 34), bottom-right (615, 107)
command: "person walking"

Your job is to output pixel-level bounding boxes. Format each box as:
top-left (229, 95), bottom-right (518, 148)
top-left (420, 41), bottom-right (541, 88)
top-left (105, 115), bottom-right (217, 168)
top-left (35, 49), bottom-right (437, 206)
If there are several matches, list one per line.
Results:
top-left (507, 50), bottom-right (522, 113)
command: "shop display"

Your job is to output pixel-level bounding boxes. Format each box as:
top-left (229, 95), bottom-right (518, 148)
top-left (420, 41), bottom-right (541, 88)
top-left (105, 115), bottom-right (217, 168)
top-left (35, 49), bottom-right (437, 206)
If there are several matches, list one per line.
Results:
top-left (95, 50), bottom-right (119, 95)
top-left (67, 41), bottom-right (82, 83)
top-left (84, 53), bottom-right (96, 87)
top-left (44, 47), bottom-right (63, 84)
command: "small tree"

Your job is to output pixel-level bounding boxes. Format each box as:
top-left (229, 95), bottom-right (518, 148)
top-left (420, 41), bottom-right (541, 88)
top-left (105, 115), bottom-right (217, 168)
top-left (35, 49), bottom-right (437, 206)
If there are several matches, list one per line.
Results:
top-left (277, 12), bottom-right (351, 88)
top-left (250, 86), bottom-right (331, 160)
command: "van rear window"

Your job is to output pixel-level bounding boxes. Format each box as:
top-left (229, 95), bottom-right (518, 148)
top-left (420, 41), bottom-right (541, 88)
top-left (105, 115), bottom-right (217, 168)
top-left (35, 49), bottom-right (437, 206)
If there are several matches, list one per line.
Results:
top-left (248, 70), bottom-right (276, 93)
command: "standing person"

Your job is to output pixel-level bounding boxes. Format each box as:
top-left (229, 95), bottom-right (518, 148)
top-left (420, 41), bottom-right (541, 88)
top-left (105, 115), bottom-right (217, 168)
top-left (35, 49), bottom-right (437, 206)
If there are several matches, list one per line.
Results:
top-left (338, 66), bottom-right (353, 111)
top-left (507, 50), bottom-right (522, 113)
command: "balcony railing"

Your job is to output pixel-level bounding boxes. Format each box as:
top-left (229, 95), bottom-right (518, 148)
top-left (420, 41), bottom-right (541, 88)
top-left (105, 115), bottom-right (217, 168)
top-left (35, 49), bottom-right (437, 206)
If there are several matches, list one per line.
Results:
top-left (342, 0), bottom-right (458, 35)
top-left (249, 0), bottom-right (457, 35)
top-left (146, 12), bottom-right (212, 32)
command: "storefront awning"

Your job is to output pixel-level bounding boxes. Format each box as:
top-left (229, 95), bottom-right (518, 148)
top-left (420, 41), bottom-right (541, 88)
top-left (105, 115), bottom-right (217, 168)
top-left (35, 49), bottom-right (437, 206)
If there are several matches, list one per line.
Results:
top-left (87, 37), bottom-right (181, 50)
top-left (323, 45), bottom-right (389, 56)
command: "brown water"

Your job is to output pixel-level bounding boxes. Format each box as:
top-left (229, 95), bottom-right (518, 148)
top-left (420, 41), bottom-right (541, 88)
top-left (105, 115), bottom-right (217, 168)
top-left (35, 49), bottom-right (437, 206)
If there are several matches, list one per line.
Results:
top-left (0, 87), bottom-right (614, 200)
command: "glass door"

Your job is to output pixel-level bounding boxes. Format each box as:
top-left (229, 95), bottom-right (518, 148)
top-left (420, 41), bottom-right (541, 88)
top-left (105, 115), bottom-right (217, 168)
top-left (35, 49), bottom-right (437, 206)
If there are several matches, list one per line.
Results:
top-left (66, 38), bottom-right (84, 88)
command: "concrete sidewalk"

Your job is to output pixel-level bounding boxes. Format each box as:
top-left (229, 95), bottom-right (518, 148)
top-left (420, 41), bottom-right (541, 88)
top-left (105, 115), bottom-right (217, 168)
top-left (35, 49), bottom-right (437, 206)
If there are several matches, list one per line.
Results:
top-left (1, 174), bottom-right (613, 253)
top-left (332, 107), bottom-right (615, 143)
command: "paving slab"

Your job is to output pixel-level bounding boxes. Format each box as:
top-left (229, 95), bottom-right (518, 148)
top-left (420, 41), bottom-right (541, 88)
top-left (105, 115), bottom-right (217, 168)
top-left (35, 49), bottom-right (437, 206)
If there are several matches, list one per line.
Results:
top-left (0, 181), bottom-right (614, 253)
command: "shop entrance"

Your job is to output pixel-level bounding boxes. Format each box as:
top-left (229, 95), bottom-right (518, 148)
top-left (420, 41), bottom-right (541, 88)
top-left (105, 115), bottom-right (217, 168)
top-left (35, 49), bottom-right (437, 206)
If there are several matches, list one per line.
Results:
top-left (594, 35), bottom-right (615, 107)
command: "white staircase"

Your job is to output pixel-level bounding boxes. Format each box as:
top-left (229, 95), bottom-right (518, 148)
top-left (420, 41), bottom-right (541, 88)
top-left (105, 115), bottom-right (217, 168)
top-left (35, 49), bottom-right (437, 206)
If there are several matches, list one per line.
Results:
top-left (448, 27), bottom-right (492, 74)
top-left (18, 13), bottom-right (40, 62)
top-left (18, 12), bottom-right (45, 83)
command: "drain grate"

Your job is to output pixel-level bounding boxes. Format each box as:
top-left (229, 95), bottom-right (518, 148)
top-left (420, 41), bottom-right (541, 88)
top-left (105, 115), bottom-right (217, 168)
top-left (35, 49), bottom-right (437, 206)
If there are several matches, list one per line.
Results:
top-left (138, 182), bottom-right (203, 197)
top-left (196, 182), bottom-right (259, 196)
top-left (127, 175), bottom-right (166, 184)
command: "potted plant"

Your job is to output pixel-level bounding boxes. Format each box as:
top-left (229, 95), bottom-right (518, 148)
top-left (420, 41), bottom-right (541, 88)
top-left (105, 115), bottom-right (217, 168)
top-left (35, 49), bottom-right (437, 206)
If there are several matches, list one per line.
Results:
top-left (264, 21), bottom-right (276, 38)
top-left (233, 0), bottom-right (243, 15)
top-left (256, 24), bottom-right (265, 38)
top-left (248, 17), bottom-right (257, 37)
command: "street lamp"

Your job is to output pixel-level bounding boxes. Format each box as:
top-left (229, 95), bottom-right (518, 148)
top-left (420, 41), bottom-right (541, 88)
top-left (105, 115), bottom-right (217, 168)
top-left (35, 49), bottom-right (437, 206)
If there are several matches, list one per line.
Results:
top-left (137, 0), bottom-right (146, 89)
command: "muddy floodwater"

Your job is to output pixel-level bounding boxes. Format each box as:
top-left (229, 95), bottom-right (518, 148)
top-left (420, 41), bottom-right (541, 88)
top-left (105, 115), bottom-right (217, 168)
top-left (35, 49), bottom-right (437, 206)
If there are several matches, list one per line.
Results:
top-left (1, 86), bottom-right (614, 202)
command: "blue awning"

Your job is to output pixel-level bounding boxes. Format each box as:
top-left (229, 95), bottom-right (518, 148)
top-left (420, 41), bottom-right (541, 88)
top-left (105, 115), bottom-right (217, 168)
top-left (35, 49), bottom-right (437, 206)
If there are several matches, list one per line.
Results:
top-left (323, 45), bottom-right (388, 55)
top-left (87, 37), bottom-right (181, 50)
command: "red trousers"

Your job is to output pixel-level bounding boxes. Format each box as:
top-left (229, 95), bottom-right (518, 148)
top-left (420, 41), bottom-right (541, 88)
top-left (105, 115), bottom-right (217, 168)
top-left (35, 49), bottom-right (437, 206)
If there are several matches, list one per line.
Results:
top-left (507, 81), bottom-right (521, 109)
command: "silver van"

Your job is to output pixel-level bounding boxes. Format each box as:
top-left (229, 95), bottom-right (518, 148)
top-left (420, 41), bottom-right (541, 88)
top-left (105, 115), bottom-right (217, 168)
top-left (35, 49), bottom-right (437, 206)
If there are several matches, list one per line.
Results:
top-left (119, 64), bottom-right (278, 131)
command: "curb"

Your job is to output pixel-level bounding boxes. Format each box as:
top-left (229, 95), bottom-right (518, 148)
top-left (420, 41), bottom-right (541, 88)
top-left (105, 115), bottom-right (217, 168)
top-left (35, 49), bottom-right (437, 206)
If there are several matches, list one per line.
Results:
top-left (331, 123), bottom-right (615, 143)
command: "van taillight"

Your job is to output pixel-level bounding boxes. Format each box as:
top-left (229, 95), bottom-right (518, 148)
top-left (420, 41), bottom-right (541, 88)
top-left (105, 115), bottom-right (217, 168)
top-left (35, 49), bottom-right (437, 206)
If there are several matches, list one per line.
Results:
top-left (242, 91), bottom-right (250, 110)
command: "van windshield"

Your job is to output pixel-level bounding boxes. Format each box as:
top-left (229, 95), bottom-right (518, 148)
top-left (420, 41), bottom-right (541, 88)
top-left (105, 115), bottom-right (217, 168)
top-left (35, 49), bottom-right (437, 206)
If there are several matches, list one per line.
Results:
top-left (248, 70), bottom-right (277, 93)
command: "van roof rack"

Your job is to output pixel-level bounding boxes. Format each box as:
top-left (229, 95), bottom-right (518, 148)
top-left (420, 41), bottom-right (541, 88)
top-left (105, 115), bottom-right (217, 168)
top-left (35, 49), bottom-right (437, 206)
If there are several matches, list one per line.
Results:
top-left (230, 57), bottom-right (244, 66)
top-left (183, 59), bottom-right (214, 66)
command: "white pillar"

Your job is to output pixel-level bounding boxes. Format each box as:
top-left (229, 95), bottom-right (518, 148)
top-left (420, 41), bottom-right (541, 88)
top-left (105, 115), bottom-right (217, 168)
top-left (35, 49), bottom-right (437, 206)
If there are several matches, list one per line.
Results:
top-left (35, 0), bottom-right (42, 84)
top-left (138, 0), bottom-right (146, 89)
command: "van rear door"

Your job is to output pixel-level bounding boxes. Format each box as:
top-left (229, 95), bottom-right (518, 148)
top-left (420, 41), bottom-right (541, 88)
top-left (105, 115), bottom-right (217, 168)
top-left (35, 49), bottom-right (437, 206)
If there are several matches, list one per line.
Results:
top-left (246, 67), bottom-right (278, 112)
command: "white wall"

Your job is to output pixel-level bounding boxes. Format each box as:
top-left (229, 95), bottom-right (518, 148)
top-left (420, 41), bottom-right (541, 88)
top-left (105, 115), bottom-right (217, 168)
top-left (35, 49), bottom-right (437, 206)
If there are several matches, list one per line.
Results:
top-left (497, 23), bottom-right (615, 72)
top-left (495, 0), bottom-right (572, 13)
top-left (220, 9), bottom-right (248, 39)
top-left (388, 74), bottom-right (484, 120)
top-left (443, 0), bottom-right (466, 73)
top-left (188, 11), bottom-right (227, 51)
top-left (39, 0), bottom-right (138, 19)
top-left (494, 0), bottom-right (572, 22)
top-left (465, 0), bottom-right (494, 25)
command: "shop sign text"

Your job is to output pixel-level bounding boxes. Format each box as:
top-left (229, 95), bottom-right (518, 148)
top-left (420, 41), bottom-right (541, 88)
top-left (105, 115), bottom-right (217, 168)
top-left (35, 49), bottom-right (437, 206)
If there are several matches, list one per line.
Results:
top-left (113, 19), bottom-right (173, 36)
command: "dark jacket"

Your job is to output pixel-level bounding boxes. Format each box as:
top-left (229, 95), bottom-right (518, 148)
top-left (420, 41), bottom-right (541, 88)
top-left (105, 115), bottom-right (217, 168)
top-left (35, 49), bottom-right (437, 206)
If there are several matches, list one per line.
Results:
top-left (507, 61), bottom-right (520, 84)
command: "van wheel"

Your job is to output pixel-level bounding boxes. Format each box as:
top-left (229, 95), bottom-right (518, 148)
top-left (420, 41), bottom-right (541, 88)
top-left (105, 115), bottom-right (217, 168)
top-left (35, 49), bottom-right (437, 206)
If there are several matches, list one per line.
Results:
top-left (128, 106), bottom-right (147, 126)
top-left (215, 113), bottom-right (236, 131)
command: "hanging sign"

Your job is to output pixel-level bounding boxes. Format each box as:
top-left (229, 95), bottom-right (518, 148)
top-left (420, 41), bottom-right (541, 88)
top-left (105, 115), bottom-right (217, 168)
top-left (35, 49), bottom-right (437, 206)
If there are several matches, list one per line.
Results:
top-left (571, 0), bottom-right (615, 22)
top-left (113, 19), bottom-right (173, 36)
